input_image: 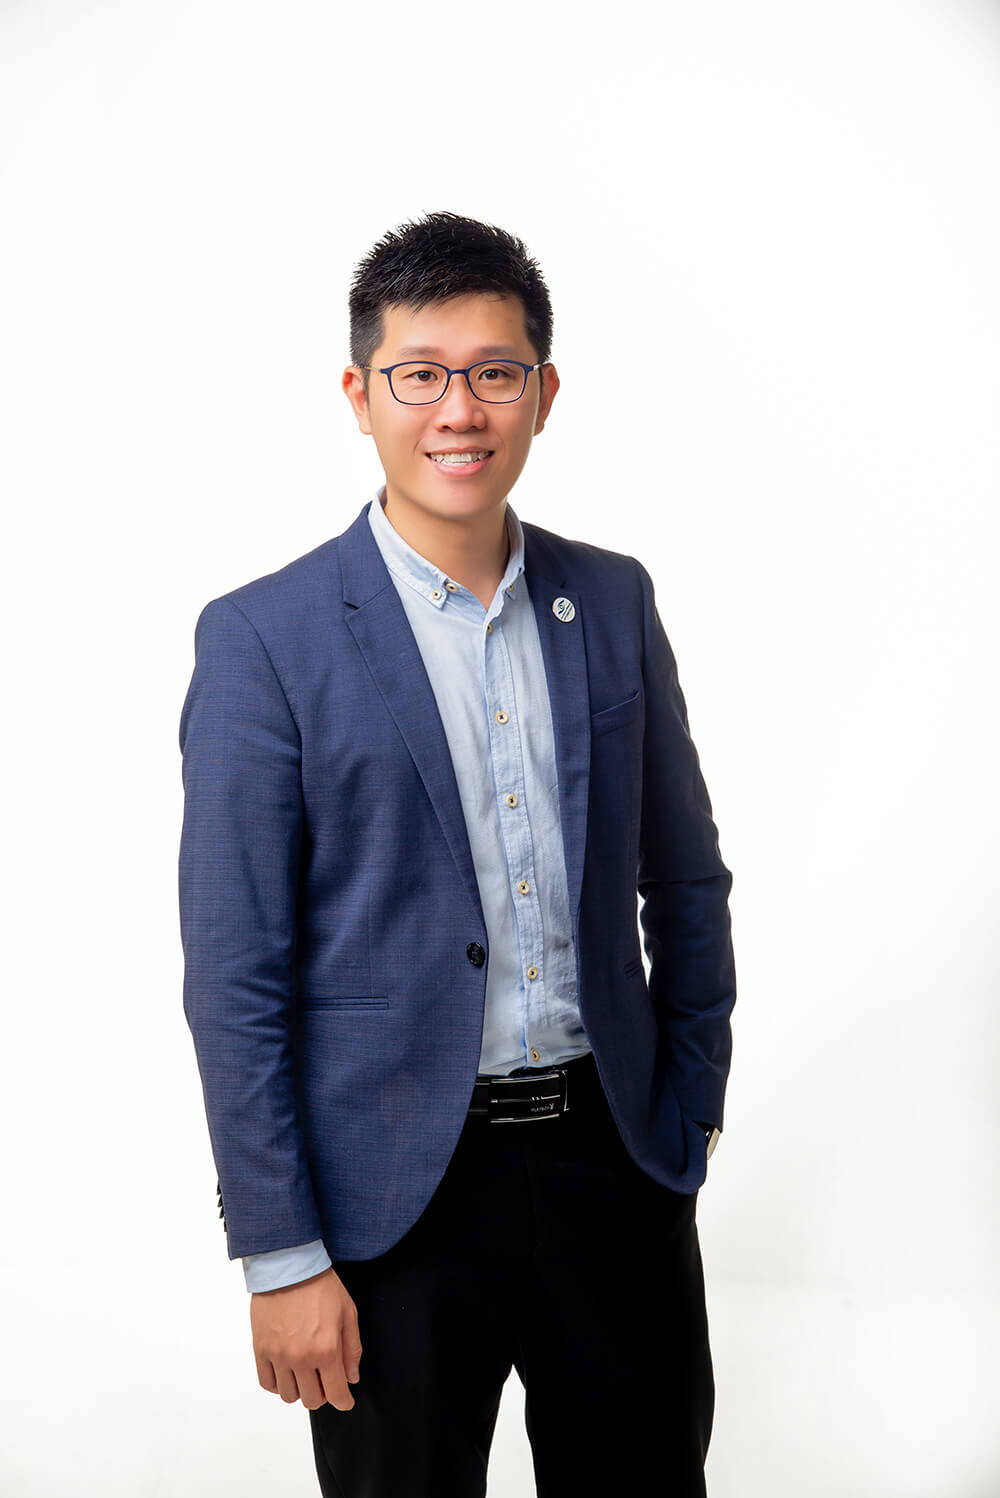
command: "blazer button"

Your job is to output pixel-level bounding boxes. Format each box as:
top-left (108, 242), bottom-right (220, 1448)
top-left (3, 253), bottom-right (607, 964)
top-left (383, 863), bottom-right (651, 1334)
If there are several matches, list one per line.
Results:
top-left (466, 942), bottom-right (486, 968)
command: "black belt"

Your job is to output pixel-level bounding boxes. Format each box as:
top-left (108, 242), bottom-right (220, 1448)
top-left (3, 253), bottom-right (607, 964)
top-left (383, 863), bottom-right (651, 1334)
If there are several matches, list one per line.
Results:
top-left (468, 1052), bottom-right (597, 1124)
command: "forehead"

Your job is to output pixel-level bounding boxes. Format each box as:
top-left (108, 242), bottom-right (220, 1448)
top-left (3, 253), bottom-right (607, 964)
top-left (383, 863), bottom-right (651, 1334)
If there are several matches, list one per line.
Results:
top-left (377, 293), bottom-right (530, 359)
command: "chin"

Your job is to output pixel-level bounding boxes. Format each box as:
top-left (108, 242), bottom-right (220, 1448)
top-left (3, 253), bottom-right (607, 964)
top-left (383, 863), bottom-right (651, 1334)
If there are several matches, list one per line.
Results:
top-left (415, 478), bottom-right (506, 512)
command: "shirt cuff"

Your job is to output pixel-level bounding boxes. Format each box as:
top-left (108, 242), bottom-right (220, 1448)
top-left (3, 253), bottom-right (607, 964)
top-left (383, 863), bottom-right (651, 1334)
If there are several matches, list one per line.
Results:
top-left (242, 1240), bottom-right (332, 1293)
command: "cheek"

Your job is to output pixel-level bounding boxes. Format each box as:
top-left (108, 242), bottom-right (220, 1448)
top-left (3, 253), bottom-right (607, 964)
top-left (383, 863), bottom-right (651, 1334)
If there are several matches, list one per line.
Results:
top-left (498, 413), bottom-right (534, 455)
top-left (376, 428), bottom-right (421, 471)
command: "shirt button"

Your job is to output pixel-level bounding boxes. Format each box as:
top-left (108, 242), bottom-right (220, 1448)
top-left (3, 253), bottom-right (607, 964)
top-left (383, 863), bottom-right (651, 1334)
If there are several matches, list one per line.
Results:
top-left (517, 879), bottom-right (530, 895)
top-left (486, 622), bottom-right (494, 633)
top-left (529, 1048), bottom-right (541, 1062)
top-left (430, 588), bottom-right (443, 600)
top-left (466, 942), bottom-right (486, 968)
top-left (445, 581), bottom-right (458, 592)
top-left (505, 793), bottom-right (518, 808)
top-left (526, 965), bottom-right (538, 980)
top-left (495, 709), bottom-right (509, 724)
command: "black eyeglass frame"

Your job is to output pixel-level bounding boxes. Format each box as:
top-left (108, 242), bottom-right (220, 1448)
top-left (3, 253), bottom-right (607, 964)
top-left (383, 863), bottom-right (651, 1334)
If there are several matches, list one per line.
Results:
top-left (360, 359), bottom-right (549, 405)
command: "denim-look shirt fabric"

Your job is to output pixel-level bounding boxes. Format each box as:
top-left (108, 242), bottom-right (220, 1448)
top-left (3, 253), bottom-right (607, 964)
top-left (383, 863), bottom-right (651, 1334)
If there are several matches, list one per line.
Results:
top-left (243, 489), bottom-right (590, 1293)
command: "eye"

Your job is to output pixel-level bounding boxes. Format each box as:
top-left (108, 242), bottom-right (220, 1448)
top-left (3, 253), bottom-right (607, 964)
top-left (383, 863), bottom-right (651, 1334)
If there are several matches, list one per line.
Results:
top-left (399, 364), bottom-right (442, 384)
top-left (476, 363), bottom-right (519, 384)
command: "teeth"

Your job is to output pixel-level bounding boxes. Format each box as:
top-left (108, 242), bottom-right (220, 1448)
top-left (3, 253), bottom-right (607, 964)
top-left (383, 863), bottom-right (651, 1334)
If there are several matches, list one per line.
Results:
top-left (429, 451), bottom-right (490, 465)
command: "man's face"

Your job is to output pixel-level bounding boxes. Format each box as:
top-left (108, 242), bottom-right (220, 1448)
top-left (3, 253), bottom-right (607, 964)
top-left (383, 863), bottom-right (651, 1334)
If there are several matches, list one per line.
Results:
top-left (343, 292), bottom-right (559, 529)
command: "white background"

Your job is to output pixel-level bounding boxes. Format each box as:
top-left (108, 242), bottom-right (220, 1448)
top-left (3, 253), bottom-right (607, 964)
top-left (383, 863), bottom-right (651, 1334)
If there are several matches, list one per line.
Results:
top-left (2, 1), bottom-right (998, 1493)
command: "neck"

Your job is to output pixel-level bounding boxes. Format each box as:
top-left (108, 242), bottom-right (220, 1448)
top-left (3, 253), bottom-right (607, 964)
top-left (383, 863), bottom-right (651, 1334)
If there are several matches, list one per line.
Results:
top-left (381, 486), bottom-right (510, 608)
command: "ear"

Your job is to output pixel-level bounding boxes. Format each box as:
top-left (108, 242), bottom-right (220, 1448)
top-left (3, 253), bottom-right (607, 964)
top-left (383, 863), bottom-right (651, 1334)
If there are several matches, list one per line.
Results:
top-left (533, 363), bottom-right (560, 435)
top-left (342, 366), bottom-right (374, 436)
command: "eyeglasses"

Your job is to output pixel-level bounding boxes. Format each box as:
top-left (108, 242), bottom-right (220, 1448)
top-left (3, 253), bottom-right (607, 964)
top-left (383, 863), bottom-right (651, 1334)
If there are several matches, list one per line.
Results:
top-left (361, 359), bottom-right (547, 406)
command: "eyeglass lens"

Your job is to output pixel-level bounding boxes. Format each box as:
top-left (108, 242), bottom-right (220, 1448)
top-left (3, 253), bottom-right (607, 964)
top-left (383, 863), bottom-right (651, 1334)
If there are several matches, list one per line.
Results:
top-left (389, 361), bottom-right (527, 405)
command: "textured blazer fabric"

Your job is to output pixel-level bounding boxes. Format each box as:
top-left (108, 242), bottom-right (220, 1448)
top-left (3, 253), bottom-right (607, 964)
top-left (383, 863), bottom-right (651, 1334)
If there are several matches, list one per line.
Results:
top-left (178, 501), bottom-right (736, 1260)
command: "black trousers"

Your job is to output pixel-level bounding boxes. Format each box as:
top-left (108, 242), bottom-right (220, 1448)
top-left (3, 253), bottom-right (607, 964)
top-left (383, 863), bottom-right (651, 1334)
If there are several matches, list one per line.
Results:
top-left (310, 1051), bottom-right (714, 1497)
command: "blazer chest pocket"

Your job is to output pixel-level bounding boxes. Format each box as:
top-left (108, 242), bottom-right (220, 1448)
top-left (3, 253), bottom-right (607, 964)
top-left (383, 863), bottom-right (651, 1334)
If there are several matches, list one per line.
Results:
top-left (300, 995), bottom-right (389, 1010)
top-left (589, 687), bottom-right (641, 738)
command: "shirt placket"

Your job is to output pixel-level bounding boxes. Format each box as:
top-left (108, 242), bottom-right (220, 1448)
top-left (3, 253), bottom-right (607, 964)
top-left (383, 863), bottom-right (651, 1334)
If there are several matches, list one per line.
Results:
top-left (483, 595), bottom-right (546, 1063)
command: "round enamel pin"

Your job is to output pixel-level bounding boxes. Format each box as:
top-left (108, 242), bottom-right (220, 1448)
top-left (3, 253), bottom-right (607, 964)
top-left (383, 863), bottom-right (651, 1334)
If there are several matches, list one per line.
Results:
top-left (552, 596), bottom-right (576, 622)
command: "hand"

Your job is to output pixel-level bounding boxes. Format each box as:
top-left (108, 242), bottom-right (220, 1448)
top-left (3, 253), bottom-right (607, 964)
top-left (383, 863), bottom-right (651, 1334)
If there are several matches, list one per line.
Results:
top-left (250, 1265), bottom-right (363, 1411)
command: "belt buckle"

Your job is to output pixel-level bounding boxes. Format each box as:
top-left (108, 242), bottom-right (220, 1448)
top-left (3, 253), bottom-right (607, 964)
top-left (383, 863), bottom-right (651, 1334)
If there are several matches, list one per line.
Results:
top-left (488, 1068), bottom-right (567, 1124)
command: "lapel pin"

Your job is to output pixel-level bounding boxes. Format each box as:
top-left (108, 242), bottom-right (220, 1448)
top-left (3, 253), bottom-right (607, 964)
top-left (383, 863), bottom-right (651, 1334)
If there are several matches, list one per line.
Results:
top-left (552, 596), bottom-right (576, 622)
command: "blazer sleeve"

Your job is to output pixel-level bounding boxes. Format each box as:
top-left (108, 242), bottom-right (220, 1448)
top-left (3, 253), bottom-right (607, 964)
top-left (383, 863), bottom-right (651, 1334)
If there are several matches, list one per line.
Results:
top-left (178, 596), bottom-right (324, 1259)
top-left (633, 559), bottom-right (737, 1132)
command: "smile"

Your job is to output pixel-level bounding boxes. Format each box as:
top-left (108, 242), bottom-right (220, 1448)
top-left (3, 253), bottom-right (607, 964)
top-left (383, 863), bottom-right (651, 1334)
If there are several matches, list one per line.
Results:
top-left (427, 450), bottom-right (493, 467)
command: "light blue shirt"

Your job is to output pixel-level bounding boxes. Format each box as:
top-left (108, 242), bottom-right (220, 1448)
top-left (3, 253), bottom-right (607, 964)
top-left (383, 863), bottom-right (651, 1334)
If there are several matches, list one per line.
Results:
top-left (243, 489), bottom-right (589, 1292)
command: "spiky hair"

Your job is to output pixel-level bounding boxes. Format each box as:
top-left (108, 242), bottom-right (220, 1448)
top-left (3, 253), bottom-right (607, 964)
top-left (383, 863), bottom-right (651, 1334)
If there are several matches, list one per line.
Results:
top-left (349, 211), bottom-right (553, 392)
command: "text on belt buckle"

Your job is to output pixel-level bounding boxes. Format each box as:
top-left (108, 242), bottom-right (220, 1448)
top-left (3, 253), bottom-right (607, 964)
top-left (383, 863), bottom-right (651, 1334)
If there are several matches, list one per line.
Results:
top-left (488, 1068), bottom-right (567, 1123)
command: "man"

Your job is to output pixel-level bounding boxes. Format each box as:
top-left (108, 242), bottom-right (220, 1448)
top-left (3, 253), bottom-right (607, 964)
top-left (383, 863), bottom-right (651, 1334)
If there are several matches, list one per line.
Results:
top-left (178, 210), bottom-right (736, 1498)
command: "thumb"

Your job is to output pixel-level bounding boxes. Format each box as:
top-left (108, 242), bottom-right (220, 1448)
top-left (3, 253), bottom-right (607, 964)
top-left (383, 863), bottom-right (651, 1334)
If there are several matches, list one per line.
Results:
top-left (344, 1310), bottom-right (363, 1383)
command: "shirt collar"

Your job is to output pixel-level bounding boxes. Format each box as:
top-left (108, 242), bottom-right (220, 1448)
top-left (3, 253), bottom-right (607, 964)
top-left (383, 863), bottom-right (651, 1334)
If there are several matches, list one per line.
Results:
top-left (367, 484), bottom-right (525, 618)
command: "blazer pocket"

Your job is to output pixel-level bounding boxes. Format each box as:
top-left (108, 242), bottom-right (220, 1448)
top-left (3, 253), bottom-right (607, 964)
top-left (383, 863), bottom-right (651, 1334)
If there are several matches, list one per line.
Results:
top-left (300, 995), bottom-right (389, 1010)
top-left (589, 688), bottom-right (641, 738)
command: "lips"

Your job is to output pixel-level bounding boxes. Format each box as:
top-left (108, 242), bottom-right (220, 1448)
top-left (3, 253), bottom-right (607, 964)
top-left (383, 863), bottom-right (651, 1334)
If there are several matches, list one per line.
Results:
top-left (425, 450), bottom-right (494, 475)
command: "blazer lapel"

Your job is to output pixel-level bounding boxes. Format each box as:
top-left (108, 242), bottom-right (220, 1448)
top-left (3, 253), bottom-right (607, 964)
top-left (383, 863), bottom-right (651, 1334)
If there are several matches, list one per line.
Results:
top-left (522, 525), bottom-right (592, 923)
top-left (340, 505), bottom-right (486, 928)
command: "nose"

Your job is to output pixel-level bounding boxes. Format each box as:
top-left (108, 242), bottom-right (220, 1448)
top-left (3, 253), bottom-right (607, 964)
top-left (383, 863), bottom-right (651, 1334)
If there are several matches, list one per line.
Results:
top-left (435, 370), bottom-right (485, 427)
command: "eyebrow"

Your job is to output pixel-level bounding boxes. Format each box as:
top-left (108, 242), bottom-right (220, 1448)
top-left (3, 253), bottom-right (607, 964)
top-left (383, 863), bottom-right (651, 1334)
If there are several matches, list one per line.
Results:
top-left (393, 344), bottom-right (525, 359)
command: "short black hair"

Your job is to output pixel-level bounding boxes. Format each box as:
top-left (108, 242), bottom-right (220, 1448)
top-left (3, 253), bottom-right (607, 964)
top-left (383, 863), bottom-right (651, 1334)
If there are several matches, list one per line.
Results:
top-left (349, 211), bottom-right (553, 397)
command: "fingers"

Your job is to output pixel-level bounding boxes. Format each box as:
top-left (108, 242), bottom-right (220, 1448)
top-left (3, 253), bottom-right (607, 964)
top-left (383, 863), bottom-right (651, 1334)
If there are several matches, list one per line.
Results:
top-left (291, 1367), bottom-right (330, 1411)
top-left (249, 1271), bottom-right (362, 1412)
top-left (259, 1353), bottom-right (355, 1411)
top-left (344, 1304), bottom-right (363, 1384)
top-left (254, 1350), bottom-right (278, 1394)
top-left (313, 1304), bottom-right (361, 1411)
top-left (317, 1358), bottom-right (356, 1412)
top-left (274, 1363), bottom-right (304, 1405)
top-left (253, 1345), bottom-right (295, 1403)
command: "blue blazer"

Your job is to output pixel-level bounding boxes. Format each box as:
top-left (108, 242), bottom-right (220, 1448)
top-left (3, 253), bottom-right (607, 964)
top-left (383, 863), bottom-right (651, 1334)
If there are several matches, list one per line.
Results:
top-left (178, 500), bottom-right (736, 1261)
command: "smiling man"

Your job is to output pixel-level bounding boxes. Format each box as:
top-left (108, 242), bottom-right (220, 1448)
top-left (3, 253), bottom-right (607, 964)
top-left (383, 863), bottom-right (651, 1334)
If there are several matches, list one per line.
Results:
top-left (344, 289), bottom-right (558, 610)
top-left (179, 211), bottom-right (736, 1498)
